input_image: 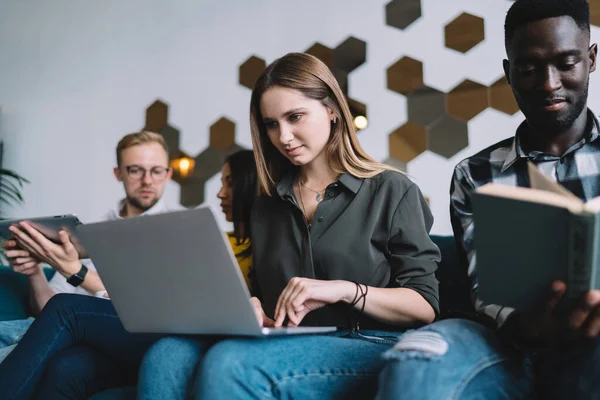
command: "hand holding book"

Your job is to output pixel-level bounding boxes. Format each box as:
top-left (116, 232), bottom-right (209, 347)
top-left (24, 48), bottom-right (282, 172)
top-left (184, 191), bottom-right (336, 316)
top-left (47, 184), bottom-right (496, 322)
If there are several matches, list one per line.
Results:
top-left (502, 280), bottom-right (600, 348)
top-left (473, 162), bottom-right (600, 346)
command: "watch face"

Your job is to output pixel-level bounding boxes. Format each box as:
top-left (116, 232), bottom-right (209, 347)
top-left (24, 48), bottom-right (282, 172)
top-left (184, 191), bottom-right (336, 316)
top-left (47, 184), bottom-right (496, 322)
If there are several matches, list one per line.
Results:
top-left (67, 274), bottom-right (84, 287)
top-left (67, 265), bottom-right (88, 287)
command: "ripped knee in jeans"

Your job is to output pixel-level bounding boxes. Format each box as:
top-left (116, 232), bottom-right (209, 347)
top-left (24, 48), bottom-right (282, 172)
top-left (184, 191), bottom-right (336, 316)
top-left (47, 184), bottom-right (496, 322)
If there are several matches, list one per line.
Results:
top-left (382, 331), bottom-right (448, 361)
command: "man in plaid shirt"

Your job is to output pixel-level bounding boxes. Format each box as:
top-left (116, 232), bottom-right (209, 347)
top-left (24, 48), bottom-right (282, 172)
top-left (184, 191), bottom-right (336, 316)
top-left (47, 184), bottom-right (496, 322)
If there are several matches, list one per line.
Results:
top-left (451, 109), bottom-right (600, 328)
top-left (377, 1), bottom-right (600, 399)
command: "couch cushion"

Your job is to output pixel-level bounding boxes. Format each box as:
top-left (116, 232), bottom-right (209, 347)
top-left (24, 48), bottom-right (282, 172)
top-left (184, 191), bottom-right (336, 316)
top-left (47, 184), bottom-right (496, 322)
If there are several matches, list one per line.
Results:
top-left (0, 266), bottom-right (55, 321)
top-left (88, 386), bottom-right (136, 400)
top-left (430, 235), bottom-right (474, 318)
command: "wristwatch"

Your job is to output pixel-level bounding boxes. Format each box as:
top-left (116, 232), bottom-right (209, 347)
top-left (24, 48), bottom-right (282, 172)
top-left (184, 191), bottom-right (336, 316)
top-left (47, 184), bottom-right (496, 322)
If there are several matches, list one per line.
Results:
top-left (67, 264), bottom-right (88, 287)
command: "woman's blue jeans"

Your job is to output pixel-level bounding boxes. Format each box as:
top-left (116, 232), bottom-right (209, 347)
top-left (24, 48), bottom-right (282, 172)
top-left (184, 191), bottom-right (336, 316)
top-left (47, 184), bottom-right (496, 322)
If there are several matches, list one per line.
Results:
top-left (138, 329), bottom-right (401, 400)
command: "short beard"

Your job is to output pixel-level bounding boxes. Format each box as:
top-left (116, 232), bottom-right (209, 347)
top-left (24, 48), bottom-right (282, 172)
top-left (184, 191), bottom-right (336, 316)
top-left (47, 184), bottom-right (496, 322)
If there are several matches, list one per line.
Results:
top-left (524, 80), bottom-right (589, 136)
top-left (126, 195), bottom-right (158, 213)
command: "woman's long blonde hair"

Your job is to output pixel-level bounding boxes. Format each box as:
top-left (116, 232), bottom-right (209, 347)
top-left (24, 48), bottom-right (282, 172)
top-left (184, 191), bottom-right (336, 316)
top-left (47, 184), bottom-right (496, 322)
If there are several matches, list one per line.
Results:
top-left (250, 52), bottom-right (397, 196)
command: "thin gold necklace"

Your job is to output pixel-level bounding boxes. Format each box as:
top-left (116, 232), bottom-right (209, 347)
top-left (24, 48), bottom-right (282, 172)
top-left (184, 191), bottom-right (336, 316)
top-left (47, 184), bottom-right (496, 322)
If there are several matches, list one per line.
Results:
top-left (299, 181), bottom-right (327, 202)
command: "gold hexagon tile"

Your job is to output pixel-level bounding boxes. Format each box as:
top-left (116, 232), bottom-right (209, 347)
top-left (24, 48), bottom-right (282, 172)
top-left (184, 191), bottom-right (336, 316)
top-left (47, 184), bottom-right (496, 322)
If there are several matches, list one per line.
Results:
top-left (385, 0), bottom-right (422, 31)
top-left (428, 114), bottom-right (469, 159)
top-left (305, 43), bottom-right (334, 69)
top-left (488, 76), bottom-right (520, 115)
top-left (447, 79), bottom-right (489, 121)
top-left (239, 55), bottom-right (266, 90)
top-left (210, 117), bottom-right (236, 151)
top-left (387, 56), bottom-right (424, 96)
top-left (445, 12), bottom-right (485, 53)
top-left (389, 121), bottom-right (428, 163)
top-left (591, 0), bottom-right (600, 27)
top-left (144, 99), bottom-right (169, 132)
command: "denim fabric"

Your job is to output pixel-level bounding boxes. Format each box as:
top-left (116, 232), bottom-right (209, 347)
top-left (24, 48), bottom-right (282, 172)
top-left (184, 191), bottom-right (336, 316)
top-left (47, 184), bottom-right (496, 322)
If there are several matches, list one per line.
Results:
top-left (139, 329), bottom-right (400, 400)
top-left (0, 317), bottom-right (34, 364)
top-left (538, 335), bottom-right (600, 400)
top-left (377, 318), bottom-right (600, 400)
top-left (32, 345), bottom-right (135, 400)
top-left (0, 294), bottom-right (159, 400)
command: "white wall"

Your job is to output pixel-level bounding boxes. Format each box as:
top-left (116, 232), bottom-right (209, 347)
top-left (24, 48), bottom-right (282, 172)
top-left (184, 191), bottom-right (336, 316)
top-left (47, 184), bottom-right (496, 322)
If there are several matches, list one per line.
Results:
top-left (1, 0), bottom-right (599, 234)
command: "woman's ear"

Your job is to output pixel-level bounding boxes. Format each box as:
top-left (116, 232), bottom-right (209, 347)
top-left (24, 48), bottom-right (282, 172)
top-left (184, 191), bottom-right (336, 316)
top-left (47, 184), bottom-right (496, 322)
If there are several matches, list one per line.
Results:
top-left (326, 107), bottom-right (337, 122)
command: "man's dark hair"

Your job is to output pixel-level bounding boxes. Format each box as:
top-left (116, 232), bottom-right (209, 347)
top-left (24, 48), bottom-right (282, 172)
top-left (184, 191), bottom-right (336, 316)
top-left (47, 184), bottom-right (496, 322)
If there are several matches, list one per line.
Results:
top-left (505, 0), bottom-right (590, 49)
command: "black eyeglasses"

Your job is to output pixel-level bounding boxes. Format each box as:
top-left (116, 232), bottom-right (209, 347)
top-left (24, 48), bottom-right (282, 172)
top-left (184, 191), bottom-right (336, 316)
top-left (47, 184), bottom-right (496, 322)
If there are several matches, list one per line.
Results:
top-left (124, 165), bottom-right (170, 181)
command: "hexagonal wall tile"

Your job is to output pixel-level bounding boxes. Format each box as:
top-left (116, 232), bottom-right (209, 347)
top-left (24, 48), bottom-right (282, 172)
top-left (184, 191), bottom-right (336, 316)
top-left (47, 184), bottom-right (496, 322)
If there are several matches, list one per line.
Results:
top-left (305, 43), bottom-right (334, 69)
top-left (383, 156), bottom-right (407, 172)
top-left (145, 100), bottom-right (168, 132)
top-left (180, 144), bottom-right (244, 206)
top-left (239, 55), bottom-right (266, 90)
top-left (407, 86), bottom-right (446, 126)
top-left (158, 124), bottom-right (180, 158)
top-left (389, 121), bottom-right (428, 163)
top-left (429, 114), bottom-right (469, 158)
top-left (180, 177), bottom-right (206, 208)
top-left (488, 76), bottom-right (520, 115)
top-left (591, 0), bottom-right (600, 27)
top-left (385, 0), bottom-right (422, 30)
top-left (447, 79), bottom-right (489, 121)
top-left (444, 12), bottom-right (485, 53)
top-left (333, 37), bottom-right (366, 74)
top-left (347, 98), bottom-right (367, 117)
top-left (387, 56), bottom-right (423, 96)
top-left (509, 0), bottom-right (600, 28)
top-left (332, 67), bottom-right (349, 95)
top-left (193, 147), bottom-right (227, 182)
top-left (210, 117), bottom-right (236, 151)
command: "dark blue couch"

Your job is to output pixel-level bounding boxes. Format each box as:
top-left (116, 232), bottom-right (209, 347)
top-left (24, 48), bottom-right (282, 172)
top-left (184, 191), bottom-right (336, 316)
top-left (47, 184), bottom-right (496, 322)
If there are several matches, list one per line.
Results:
top-left (0, 235), bottom-right (470, 399)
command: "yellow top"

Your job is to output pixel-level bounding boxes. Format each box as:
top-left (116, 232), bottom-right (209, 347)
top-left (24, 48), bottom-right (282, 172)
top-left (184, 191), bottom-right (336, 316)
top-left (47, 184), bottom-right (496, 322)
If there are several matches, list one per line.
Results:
top-left (227, 232), bottom-right (252, 289)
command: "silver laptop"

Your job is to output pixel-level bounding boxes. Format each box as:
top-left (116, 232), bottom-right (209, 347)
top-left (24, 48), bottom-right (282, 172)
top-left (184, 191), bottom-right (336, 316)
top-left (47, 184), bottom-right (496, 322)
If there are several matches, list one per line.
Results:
top-left (76, 206), bottom-right (336, 337)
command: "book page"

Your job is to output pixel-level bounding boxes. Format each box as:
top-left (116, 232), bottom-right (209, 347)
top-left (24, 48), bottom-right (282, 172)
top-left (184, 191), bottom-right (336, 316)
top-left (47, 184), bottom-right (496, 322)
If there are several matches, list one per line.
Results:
top-left (584, 196), bottom-right (600, 213)
top-left (527, 162), bottom-right (581, 200)
top-left (477, 183), bottom-right (584, 213)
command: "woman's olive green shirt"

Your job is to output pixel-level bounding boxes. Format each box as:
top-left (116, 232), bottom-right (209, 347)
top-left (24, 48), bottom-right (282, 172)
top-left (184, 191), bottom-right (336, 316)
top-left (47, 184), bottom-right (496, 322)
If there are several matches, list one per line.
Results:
top-left (250, 170), bottom-right (440, 331)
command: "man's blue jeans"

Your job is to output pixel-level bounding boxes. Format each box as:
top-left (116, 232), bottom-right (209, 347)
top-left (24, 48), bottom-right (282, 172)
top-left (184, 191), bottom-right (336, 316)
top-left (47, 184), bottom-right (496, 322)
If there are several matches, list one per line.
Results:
top-left (138, 330), bottom-right (401, 400)
top-left (377, 318), bottom-right (600, 400)
top-left (0, 317), bottom-right (34, 364)
top-left (0, 294), bottom-right (159, 400)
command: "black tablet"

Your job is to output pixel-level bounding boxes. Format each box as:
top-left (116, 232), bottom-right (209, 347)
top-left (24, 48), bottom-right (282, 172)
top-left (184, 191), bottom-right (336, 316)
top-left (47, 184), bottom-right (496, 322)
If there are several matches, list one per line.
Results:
top-left (0, 214), bottom-right (82, 243)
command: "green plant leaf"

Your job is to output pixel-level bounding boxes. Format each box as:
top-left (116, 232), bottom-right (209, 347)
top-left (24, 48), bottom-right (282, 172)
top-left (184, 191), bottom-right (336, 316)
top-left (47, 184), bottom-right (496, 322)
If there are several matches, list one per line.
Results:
top-left (0, 184), bottom-right (23, 202)
top-left (0, 169), bottom-right (29, 184)
top-left (0, 178), bottom-right (23, 196)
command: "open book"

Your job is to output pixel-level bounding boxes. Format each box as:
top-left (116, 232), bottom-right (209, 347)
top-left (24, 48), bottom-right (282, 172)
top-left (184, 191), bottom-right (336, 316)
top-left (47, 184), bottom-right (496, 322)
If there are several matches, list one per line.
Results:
top-left (472, 162), bottom-right (600, 312)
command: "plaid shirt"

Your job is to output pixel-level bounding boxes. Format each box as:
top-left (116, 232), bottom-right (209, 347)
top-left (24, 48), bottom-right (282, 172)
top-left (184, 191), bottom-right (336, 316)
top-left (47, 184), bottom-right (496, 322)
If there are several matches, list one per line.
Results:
top-left (450, 109), bottom-right (600, 327)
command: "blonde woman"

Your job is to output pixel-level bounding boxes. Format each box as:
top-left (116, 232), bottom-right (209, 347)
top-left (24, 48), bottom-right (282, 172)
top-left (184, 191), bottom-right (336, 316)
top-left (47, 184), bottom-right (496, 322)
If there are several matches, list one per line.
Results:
top-left (138, 53), bottom-right (440, 400)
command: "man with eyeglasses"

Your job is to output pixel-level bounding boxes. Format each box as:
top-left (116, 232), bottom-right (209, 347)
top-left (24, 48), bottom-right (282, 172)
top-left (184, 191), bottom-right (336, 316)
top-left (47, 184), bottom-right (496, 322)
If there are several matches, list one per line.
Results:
top-left (0, 131), bottom-right (183, 369)
top-left (106, 131), bottom-right (181, 220)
